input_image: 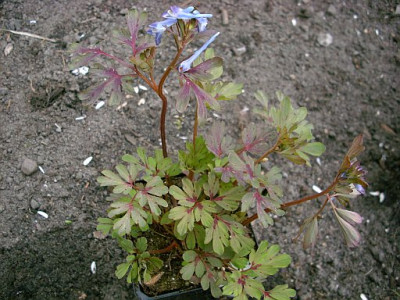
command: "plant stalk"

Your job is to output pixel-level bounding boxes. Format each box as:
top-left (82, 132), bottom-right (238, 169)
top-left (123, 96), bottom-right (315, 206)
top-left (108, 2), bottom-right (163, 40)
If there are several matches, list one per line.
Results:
top-left (242, 179), bottom-right (339, 226)
top-left (156, 46), bottom-right (185, 158)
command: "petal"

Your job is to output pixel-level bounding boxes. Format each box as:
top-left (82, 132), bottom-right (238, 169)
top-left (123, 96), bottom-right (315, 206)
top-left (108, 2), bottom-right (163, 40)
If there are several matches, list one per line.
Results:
top-left (197, 17), bottom-right (208, 32)
top-left (334, 211), bottom-right (361, 248)
top-left (335, 208), bottom-right (363, 225)
top-left (179, 32), bottom-right (220, 72)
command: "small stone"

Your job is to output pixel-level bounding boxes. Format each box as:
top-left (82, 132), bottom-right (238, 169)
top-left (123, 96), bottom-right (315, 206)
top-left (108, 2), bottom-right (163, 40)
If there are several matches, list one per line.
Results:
top-left (395, 5), bottom-right (400, 15)
top-left (233, 46), bottom-right (247, 56)
top-left (317, 33), bottom-right (333, 47)
top-left (21, 158), bottom-right (38, 175)
top-left (30, 199), bottom-right (40, 210)
top-left (327, 5), bottom-right (337, 15)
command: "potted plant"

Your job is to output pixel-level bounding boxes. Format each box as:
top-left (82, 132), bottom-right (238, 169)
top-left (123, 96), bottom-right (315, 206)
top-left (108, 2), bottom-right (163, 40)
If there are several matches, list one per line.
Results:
top-left (70, 5), bottom-right (367, 300)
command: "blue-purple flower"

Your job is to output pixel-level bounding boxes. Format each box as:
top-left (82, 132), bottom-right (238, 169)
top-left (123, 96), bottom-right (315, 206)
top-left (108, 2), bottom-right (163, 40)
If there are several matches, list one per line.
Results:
top-left (147, 6), bottom-right (213, 45)
top-left (179, 32), bottom-right (220, 72)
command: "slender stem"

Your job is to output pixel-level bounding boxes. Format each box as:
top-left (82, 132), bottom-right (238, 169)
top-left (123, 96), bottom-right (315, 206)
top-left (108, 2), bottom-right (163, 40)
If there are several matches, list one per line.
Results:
top-left (156, 47), bottom-right (185, 158)
top-left (255, 136), bottom-right (282, 164)
top-left (188, 105), bottom-right (198, 181)
top-left (313, 195), bottom-right (330, 219)
top-left (242, 179), bottom-right (339, 226)
top-left (134, 66), bottom-right (157, 91)
top-left (149, 240), bottom-right (178, 255)
top-left (193, 105), bottom-right (198, 150)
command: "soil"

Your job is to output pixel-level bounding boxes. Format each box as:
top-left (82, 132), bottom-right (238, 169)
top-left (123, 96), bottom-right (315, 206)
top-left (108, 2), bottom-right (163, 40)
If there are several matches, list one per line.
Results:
top-left (1, 0), bottom-right (399, 299)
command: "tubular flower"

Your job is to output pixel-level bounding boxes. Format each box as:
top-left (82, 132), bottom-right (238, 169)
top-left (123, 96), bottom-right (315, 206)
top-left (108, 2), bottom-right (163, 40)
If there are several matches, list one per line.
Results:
top-left (179, 32), bottom-right (220, 72)
top-left (147, 6), bottom-right (213, 45)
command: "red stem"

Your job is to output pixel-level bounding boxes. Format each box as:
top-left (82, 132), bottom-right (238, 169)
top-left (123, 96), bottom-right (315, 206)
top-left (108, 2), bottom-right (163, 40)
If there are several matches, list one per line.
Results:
top-left (156, 46), bottom-right (185, 158)
top-left (255, 136), bottom-right (282, 164)
top-left (242, 179), bottom-right (339, 226)
top-left (149, 240), bottom-right (178, 255)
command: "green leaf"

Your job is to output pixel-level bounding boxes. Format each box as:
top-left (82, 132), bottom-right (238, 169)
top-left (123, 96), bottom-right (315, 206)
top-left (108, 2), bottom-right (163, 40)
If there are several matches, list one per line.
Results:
top-left (115, 164), bottom-right (130, 182)
top-left (183, 250), bottom-right (197, 262)
top-left (300, 142), bottom-right (326, 157)
top-left (180, 262), bottom-right (195, 280)
top-left (186, 231), bottom-right (196, 249)
top-left (97, 217), bottom-right (113, 235)
top-left (303, 217), bottom-right (318, 249)
top-left (216, 82), bottom-right (243, 101)
top-left (231, 257), bottom-right (249, 269)
top-left (178, 136), bottom-right (214, 174)
top-left (170, 206), bottom-right (194, 236)
top-left (97, 170), bottom-right (125, 186)
top-left (136, 237), bottom-right (147, 252)
top-left (160, 211), bottom-right (174, 225)
top-left (118, 237), bottom-right (134, 252)
top-left (265, 284), bottom-right (296, 300)
top-left (195, 260), bottom-right (206, 277)
top-left (146, 256), bottom-right (163, 273)
top-left (205, 218), bottom-right (229, 255)
top-left (115, 262), bottom-right (131, 279)
top-left (113, 213), bottom-right (132, 236)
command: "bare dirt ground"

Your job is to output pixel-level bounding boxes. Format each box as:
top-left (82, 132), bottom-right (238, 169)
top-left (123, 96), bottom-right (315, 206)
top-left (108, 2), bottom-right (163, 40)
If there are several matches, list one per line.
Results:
top-left (0, 0), bottom-right (399, 299)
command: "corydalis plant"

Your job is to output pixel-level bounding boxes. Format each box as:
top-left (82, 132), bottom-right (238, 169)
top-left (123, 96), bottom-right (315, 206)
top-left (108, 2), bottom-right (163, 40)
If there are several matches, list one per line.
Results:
top-left (70, 5), bottom-right (367, 300)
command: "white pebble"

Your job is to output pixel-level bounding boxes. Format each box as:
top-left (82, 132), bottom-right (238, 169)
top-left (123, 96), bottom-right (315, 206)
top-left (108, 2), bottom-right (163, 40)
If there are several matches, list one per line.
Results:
top-left (375, 29), bottom-right (379, 36)
top-left (71, 66), bottom-right (89, 76)
top-left (95, 101), bottom-right (105, 110)
top-left (291, 19), bottom-right (297, 26)
top-left (369, 191), bottom-right (380, 196)
top-left (240, 106), bottom-right (249, 113)
top-left (213, 113), bottom-right (221, 118)
top-left (379, 193), bottom-right (385, 203)
top-left (179, 136), bottom-right (188, 140)
top-left (30, 20), bottom-right (37, 25)
top-left (138, 84), bottom-right (148, 91)
top-left (353, 15), bottom-right (358, 19)
top-left (37, 211), bottom-right (49, 219)
top-left (133, 86), bottom-right (139, 94)
top-left (83, 156), bottom-right (93, 166)
top-left (54, 123), bottom-right (62, 132)
top-left (312, 185), bottom-right (322, 193)
top-left (385, 228), bottom-right (389, 233)
top-left (91, 261), bottom-right (96, 274)
top-left (138, 98), bottom-right (146, 106)
top-left (38, 166), bottom-right (45, 174)
top-left (117, 101), bottom-right (128, 110)
top-left (75, 115), bottom-right (86, 121)
top-left (79, 66), bottom-right (89, 75)
top-left (316, 157), bottom-right (322, 166)
top-left (360, 294), bottom-right (368, 300)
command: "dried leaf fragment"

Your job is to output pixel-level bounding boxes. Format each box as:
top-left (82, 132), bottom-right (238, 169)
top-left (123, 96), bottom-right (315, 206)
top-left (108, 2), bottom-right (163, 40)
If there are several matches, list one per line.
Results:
top-left (144, 272), bottom-right (164, 286)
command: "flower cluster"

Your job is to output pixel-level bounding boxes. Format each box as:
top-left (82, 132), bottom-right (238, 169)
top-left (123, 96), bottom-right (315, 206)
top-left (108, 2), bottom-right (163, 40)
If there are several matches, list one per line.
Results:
top-left (148, 6), bottom-right (212, 45)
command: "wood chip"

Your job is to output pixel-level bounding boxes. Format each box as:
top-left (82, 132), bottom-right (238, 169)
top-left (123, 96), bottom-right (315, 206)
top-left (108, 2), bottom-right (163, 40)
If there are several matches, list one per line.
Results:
top-left (221, 8), bottom-right (229, 25)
